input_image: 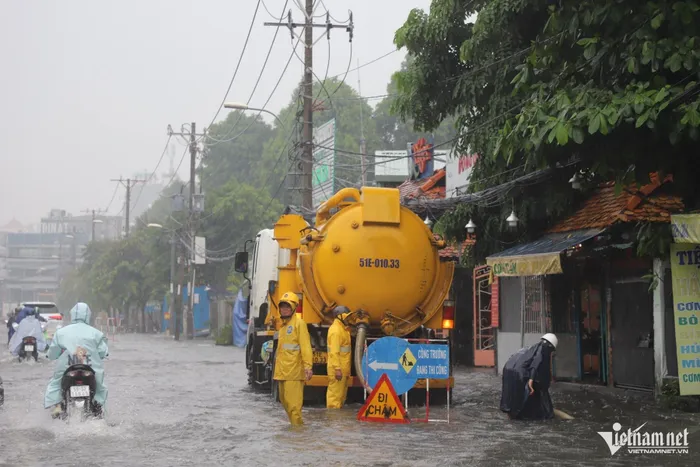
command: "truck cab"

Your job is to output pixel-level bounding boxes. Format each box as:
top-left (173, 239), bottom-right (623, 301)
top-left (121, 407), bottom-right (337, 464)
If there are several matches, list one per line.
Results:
top-left (239, 229), bottom-right (289, 390)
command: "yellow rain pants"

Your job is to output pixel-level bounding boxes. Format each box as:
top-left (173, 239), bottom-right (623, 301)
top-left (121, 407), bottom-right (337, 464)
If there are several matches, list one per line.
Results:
top-left (279, 380), bottom-right (305, 425)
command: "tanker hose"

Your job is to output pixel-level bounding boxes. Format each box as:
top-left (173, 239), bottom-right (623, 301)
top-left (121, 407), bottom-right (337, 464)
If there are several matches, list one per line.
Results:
top-left (354, 324), bottom-right (370, 391)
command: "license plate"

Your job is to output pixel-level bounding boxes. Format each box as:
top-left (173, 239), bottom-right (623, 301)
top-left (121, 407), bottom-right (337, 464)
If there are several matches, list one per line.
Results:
top-left (70, 385), bottom-right (90, 398)
top-left (313, 351), bottom-right (327, 364)
top-left (24, 345), bottom-right (34, 352)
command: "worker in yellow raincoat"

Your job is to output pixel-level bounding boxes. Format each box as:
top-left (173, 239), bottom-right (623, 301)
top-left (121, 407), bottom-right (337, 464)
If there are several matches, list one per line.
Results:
top-left (273, 291), bottom-right (313, 425)
top-left (326, 306), bottom-right (352, 408)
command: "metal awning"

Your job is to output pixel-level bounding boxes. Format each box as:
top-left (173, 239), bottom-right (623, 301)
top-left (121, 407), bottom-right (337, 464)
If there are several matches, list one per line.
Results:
top-left (486, 228), bottom-right (604, 277)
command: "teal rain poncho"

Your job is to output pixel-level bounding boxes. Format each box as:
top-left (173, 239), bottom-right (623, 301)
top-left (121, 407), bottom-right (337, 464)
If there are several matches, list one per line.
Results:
top-left (8, 314), bottom-right (47, 356)
top-left (44, 303), bottom-right (109, 411)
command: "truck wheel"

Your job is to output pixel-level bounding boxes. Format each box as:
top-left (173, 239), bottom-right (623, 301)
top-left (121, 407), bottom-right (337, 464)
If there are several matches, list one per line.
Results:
top-left (272, 380), bottom-right (280, 403)
top-left (246, 344), bottom-right (255, 387)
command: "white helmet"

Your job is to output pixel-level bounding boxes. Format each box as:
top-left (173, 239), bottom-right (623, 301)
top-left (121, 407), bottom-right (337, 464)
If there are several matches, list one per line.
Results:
top-left (542, 333), bottom-right (558, 349)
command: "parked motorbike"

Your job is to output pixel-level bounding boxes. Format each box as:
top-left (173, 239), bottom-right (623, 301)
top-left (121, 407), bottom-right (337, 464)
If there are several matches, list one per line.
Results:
top-left (57, 364), bottom-right (102, 421)
top-left (18, 336), bottom-right (39, 362)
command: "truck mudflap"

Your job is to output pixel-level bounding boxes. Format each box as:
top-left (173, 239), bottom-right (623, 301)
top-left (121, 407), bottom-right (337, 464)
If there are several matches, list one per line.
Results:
top-left (304, 374), bottom-right (455, 389)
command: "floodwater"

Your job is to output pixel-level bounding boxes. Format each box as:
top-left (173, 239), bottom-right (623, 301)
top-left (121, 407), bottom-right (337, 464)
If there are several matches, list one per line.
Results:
top-left (0, 334), bottom-right (698, 466)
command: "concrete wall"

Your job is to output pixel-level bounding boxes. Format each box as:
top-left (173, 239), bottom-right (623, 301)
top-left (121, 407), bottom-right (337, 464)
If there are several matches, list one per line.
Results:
top-left (553, 333), bottom-right (579, 379)
top-left (497, 331), bottom-right (521, 374)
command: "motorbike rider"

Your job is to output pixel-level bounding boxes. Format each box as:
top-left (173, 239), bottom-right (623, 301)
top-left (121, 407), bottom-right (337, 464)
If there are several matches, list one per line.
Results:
top-left (8, 306), bottom-right (47, 356)
top-left (273, 291), bottom-right (313, 425)
top-left (326, 305), bottom-right (352, 409)
top-left (7, 308), bottom-right (19, 342)
top-left (44, 302), bottom-right (109, 418)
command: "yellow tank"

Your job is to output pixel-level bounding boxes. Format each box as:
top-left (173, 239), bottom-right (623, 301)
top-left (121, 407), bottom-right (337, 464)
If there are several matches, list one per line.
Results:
top-left (275, 186), bottom-right (454, 337)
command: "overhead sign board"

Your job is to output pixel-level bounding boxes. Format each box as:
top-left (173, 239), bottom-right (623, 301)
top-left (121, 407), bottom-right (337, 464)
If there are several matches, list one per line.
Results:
top-left (312, 118), bottom-right (336, 209)
top-left (357, 373), bottom-right (409, 423)
top-left (446, 151), bottom-right (479, 197)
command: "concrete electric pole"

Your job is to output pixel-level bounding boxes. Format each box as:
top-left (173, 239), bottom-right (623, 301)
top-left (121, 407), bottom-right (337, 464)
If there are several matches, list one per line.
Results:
top-left (167, 123), bottom-right (206, 340)
top-left (264, 0), bottom-right (354, 212)
top-left (110, 178), bottom-right (147, 237)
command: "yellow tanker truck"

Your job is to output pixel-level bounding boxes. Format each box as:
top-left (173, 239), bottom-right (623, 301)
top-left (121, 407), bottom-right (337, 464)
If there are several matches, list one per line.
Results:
top-left (234, 186), bottom-right (455, 402)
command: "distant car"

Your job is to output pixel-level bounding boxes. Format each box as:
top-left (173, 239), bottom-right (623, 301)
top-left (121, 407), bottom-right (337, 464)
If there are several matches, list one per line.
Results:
top-left (21, 302), bottom-right (64, 342)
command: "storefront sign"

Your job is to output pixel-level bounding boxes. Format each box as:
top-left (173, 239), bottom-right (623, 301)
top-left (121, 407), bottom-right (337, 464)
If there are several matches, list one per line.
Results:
top-left (672, 214), bottom-right (700, 244)
top-left (486, 253), bottom-right (563, 277)
top-left (445, 151), bottom-right (479, 197)
top-left (409, 137), bottom-right (434, 180)
top-left (670, 243), bottom-right (700, 395)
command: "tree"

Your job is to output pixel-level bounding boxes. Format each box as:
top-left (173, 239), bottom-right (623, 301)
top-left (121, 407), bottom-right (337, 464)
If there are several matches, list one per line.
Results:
top-left (200, 111), bottom-right (275, 189)
top-left (374, 56), bottom-right (458, 149)
top-left (392, 0), bottom-right (700, 260)
top-left (197, 180), bottom-right (283, 291)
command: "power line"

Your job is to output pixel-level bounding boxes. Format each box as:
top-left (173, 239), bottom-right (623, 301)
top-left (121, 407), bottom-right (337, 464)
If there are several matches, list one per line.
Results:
top-left (204, 0), bottom-right (263, 136)
top-left (104, 183), bottom-right (120, 213)
top-left (204, 0), bottom-right (291, 149)
top-left (131, 134), bottom-right (173, 213)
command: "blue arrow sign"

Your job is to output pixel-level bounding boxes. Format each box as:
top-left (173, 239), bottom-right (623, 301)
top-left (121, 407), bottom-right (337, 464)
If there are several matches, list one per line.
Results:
top-left (409, 344), bottom-right (450, 379)
top-left (362, 336), bottom-right (417, 395)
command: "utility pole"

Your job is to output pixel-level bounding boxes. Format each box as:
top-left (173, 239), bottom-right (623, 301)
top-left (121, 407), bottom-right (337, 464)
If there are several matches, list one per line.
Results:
top-left (82, 208), bottom-right (105, 242)
top-left (264, 1), bottom-right (354, 212)
top-left (110, 178), bottom-right (147, 237)
top-left (167, 123), bottom-right (205, 340)
top-left (357, 58), bottom-right (367, 186)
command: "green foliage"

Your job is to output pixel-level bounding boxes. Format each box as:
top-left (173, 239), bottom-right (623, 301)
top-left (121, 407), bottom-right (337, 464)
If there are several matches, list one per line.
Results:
top-left (374, 57), bottom-right (458, 149)
top-left (661, 377), bottom-right (700, 412)
top-left (201, 110), bottom-right (275, 190)
top-left (392, 0), bottom-right (700, 258)
top-left (198, 181), bottom-right (283, 290)
top-left (215, 324), bottom-right (233, 346)
top-left (636, 221), bottom-right (674, 258)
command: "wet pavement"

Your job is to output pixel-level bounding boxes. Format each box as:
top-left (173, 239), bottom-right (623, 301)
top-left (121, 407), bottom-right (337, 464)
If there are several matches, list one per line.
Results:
top-left (0, 333), bottom-right (698, 466)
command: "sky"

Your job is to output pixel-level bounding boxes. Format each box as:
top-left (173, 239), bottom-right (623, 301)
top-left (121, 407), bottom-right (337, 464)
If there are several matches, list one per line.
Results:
top-left (0, 0), bottom-right (436, 226)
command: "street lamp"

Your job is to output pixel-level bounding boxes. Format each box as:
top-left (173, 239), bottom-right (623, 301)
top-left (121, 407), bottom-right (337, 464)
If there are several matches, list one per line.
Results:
top-left (224, 102), bottom-right (286, 130)
top-left (506, 211), bottom-right (519, 228)
top-left (147, 223), bottom-right (164, 229)
top-left (569, 172), bottom-right (582, 190)
top-left (465, 219), bottom-right (476, 234)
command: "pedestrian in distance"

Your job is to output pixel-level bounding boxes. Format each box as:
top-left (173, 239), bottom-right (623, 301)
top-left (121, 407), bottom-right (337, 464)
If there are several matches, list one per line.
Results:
top-left (500, 333), bottom-right (558, 421)
top-left (273, 291), bottom-right (313, 425)
top-left (326, 305), bottom-right (352, 409)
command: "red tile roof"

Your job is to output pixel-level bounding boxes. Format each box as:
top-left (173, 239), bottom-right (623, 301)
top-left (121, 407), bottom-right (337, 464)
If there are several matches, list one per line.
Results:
top-left (398, 168), bottom-right (446, 200)
top-left (438, 237), bottom-right (475, 259)
top-left (548, 173), bottom-right (684, 233)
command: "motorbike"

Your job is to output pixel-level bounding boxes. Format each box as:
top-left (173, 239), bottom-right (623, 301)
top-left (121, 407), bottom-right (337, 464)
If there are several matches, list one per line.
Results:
top-left (18, 336), bottom-right (39, 362)
top-left (57, 363), bottom-right (102, 421)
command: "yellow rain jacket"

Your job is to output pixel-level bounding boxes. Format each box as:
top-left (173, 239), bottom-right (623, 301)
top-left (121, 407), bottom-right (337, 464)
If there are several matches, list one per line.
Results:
top-left (273, 313), bottom-right (313, 381)
top-left (327, 319), bottom-right (351, 376)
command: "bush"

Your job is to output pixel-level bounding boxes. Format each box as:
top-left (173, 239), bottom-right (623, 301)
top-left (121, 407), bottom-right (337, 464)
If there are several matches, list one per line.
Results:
top-left (660, 378), bottom-right (700, 412)
top-left (215, 324), bottom-right (233, 346)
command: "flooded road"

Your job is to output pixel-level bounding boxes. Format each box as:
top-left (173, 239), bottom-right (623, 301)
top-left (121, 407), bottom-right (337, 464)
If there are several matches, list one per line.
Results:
top-left (0, 334), bottom-right (698, 466)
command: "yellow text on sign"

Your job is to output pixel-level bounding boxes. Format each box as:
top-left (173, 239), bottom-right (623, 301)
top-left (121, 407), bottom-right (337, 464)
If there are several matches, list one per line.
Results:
top-left (357, 374), bottom-right (409, 423)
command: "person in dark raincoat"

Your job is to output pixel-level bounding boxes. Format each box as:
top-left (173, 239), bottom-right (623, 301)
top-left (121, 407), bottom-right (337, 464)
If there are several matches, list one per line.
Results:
top-left (7, 307), bottom-right (21, 342)
top-left (500, 333), bottom-right (558, 420)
